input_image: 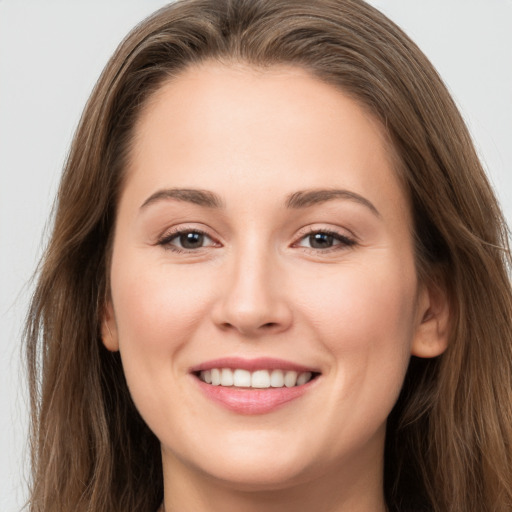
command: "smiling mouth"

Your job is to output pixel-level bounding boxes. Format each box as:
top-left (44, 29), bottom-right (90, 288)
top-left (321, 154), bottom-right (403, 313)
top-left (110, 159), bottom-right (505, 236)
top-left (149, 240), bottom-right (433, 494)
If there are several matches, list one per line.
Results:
top-left (195, 368), bottom-right (319, 388)
top-left (192, 359), bottom-right (321, 414)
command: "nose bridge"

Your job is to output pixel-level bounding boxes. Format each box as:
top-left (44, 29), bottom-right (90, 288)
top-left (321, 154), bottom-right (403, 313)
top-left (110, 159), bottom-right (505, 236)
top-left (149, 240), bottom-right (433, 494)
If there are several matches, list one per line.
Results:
top-left (214, 232), bottom-right (291, 336)
top-left (232, 241), bottom-right (271, 305)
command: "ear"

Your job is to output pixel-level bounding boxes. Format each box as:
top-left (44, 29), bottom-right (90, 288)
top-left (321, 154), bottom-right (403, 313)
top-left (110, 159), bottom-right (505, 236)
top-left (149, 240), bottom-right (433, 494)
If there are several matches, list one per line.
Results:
top-left (101, 300), bottom-right (119, 352)
top-left (411, 279), bottom-right (450, 358)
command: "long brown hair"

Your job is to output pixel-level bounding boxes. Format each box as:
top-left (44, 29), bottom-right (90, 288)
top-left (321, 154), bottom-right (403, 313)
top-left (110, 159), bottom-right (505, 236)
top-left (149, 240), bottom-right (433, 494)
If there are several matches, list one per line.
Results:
top-left (25, 1), bottom-right (512, 510)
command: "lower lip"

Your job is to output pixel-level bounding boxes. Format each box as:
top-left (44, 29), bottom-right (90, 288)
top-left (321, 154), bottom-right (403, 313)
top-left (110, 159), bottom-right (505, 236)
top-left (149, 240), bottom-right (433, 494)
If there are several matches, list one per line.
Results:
top-left (194, 377), bottom-right (317, 415)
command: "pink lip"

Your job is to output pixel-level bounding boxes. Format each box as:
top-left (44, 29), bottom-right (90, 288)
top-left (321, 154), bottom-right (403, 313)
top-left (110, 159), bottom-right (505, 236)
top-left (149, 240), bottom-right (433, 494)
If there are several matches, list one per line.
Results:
top-left (195, 379), bottom-right (316, 415)
top-left (189, 357), bottom-right (318, 373)
top-left (190, 357), bottom-right (320, 415)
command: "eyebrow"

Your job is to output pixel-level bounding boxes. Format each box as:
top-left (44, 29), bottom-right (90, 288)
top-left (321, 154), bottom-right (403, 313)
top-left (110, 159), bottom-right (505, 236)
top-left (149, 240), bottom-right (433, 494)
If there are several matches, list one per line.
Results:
top-left (285, 189), bottom-right (380, 216)
top-left (141, 188), bottom-right (225, 209)
top-left (140, 187), bottom-right (380, 217)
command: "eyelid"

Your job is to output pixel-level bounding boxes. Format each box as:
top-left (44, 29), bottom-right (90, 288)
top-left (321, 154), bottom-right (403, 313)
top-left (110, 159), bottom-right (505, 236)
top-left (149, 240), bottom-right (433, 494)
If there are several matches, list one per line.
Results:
top-left (156, 225), bottom-right (221, 252)
top-left (292, 225), bottom-right (358, 252)
top-left (296, 224), bottom-right (357, 239)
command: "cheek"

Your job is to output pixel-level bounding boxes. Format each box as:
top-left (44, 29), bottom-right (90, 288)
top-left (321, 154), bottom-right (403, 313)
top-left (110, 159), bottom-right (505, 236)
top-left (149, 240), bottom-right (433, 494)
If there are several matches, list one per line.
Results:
top-left (308, 254), bottom-right (416, 337)
top-left (109, 253), bottom-right (215, 375)
top-left (113, 254), bottom-right (209, 327)
top-left (109, 254), bottom-right (220, 436)
top-left (296, 256), bottom-right (417, 395)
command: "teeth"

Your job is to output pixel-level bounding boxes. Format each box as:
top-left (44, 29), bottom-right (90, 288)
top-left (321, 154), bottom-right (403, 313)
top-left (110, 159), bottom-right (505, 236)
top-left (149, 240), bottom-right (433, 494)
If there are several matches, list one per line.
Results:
top-left (221, 368), bottom-right (234, 386)
top-left (211, 368), bottom-right (221, 386)
top-left (198, 368), bottom-right (314, 388)
top-left (251, 370), bottom-right (270, 388)
top-left (270, 369), bottom-right (284, 387)
top-left (233, 369), bottom-right (251, 387)
top-left (296, 372), bottom-right (312, 386)
top-left (284, 370), bottom-right (298, 388)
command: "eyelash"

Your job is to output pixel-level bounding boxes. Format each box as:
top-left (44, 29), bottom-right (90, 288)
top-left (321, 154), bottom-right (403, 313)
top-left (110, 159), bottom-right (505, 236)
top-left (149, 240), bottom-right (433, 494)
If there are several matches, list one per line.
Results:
top-left (157, 227), bottom-right (357, 254)
top-left (157, 227), bottom-right (215, 254)
top-left (294, 227), bottom-right (357, 253)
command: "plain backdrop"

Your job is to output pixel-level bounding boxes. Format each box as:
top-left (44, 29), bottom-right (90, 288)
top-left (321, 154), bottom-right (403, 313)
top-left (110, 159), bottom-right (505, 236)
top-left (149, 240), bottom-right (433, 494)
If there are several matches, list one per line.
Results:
top-left (1, 1), bottom-right (511, 511)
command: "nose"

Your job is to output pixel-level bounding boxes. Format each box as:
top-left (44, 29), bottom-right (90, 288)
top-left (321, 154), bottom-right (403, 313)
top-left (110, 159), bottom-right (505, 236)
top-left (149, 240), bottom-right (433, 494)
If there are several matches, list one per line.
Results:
top-left (211, 248), bottom-right (293, 338)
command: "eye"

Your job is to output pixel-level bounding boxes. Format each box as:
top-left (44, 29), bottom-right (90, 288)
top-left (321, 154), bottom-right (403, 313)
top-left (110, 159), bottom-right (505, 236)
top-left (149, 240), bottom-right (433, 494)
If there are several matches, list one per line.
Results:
top-left (295, 230), bottom-right (356, 251)
top-left (158, 229), bottom-right (217, 252)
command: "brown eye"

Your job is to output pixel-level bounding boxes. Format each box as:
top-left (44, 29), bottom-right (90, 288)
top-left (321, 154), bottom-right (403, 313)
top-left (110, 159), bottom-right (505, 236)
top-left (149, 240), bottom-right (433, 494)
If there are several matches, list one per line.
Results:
top-left (178, 232), bottom-right (205, 249)
top-left (159, 229), bottom-right (217, 252)
top-left (308, 233), bottom-right (335, 249)
top-left (296, 230), bottom-right (356, 251)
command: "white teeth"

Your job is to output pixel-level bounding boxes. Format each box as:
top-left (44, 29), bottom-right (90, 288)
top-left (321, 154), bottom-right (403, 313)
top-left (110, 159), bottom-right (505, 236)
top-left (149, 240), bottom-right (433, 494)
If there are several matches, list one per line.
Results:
top-left (198, 368), bottom-right (314, 388)
top-left (211, 368), bottom-right (221, 386)
top-left (251, 370), bottom-right (271, 388)
top-left (296, 371), bottom-right (312, 386)
top-left (233, 369), bottom-right (251, 387)
top-left (220, 368), bottom-right (234, 386)
top-left (270, 369), bottom-right (284, 387)
top-left (284, 370), bottom-right (298, 388)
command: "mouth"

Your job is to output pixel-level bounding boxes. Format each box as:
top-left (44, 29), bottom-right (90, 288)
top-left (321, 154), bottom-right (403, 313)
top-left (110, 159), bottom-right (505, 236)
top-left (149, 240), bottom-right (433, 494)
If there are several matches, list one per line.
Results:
top-left (190, 357), bottom-right (321, 414)
top-left (195, 368), bottom-right (318, 388)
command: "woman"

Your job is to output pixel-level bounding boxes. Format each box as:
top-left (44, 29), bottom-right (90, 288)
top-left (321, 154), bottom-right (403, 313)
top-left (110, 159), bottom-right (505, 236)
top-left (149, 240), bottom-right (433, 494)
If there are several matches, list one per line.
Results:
top-left (25, 0), bottom-right (512, 511)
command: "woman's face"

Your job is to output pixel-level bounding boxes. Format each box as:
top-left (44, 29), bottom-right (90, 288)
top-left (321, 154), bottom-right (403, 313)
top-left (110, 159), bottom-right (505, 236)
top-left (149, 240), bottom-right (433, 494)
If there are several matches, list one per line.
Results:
top-left (104, 63), bottom-right (446, 495)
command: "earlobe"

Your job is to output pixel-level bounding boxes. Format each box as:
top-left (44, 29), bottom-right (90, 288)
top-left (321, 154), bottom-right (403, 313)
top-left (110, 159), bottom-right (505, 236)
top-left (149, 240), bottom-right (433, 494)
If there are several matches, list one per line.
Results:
top-left (101, 301), bottom-right (119, 352)
top-left (411, 281), bottom-right (450, 358)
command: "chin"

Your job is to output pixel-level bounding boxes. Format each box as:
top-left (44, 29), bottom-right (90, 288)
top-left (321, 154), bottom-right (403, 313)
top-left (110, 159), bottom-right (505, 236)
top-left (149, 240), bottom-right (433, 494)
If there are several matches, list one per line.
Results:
top-left (197, 457), bottom-right (316, 492)
top-left (163, 433), bottom-right (320, 491)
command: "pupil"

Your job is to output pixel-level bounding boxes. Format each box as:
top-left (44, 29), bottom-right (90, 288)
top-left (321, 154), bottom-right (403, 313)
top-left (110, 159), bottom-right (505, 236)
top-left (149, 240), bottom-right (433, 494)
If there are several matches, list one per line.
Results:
top-left (180, 232), bottom-right (203, 249)
top-left (309, 233), bottom-right (333, 249)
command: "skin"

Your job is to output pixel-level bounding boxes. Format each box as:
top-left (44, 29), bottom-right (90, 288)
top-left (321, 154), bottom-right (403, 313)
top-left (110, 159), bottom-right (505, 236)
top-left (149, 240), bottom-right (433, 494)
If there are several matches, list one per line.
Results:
top-left (102, 62), bottom-right (449, 512)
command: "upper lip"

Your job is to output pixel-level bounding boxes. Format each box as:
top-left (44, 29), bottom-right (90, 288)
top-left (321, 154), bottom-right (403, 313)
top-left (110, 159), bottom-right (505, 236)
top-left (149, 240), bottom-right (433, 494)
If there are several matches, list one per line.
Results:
top-left (190, 357), bottom-right (320, 374)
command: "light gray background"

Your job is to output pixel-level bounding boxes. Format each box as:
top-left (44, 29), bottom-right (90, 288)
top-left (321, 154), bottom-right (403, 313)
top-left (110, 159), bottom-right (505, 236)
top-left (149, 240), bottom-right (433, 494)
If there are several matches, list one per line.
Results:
top-left (1, 2), bottom-right (511, 511)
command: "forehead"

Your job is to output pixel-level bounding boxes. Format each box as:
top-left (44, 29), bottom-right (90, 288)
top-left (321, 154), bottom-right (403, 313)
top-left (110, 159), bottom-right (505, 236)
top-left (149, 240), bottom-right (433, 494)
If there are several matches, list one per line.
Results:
top-left (134, 62), bottom-right (392, 161)
top-left (124, 62), bottom-right (409, 223)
